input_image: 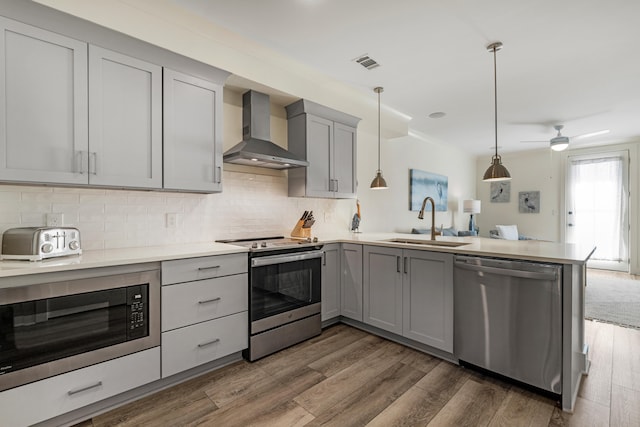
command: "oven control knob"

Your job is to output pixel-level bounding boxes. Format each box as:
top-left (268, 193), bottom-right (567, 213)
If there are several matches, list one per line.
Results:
top-left (260, 241), bottom-right (267, 248)
top-left (313, 237), bottom-right (318, 243)
top-left (251, 242), bottom-right (258, 249)
top-left (69, 240), bottom-right (80, 250)
top-left (41, 243), bottom-right (54, 253)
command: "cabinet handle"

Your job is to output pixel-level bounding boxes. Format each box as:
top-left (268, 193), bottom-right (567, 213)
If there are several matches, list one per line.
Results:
top-left (215, 166), bottom-right (222, 183)
top-left (76, 151), bottom-right (85, 175)
top-left (404, 257), bottom-right (408, 274)
top-left (198, 297), bottom-right (221, 304)
top-left (197, 338), bottom-right (220, 348)
top-left (198, 265), bottom-right (221, 271)
top-left (89, 152), bottom-right (97, 175)
top-left (322, 252), bottom-right (326, 266)
top-left (335, 179), bottom-right (339, 192)
top-left (68, 381), bottom-right (103, 396)
top-left (397, 256), bottom-right (401, 273)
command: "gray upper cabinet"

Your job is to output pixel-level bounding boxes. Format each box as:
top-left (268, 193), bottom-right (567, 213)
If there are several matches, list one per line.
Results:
top-left (286, 99), bottom-right (360, 199)
top-left (0, 9), bottom-right (229, 192)
top-left (89, 45), bottom-right (162, 189)
top-left (163, 69), bottom-right (223, 193)
top-left (0, 17), bottom-right (88, 185)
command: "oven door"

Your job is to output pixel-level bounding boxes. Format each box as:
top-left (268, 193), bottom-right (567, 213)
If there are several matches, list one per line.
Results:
top-left (250, 250), bottom-right (322, 329)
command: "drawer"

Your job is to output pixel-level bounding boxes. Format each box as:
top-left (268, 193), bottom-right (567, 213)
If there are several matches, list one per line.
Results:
top-left (162, 253), bottom-right (247, 285)
top-left (161, 312), bottom-right (247, 378)
top-left (0, 347), bottom-right (160, 427)
top-left (162, 273), bottom-right (248, 331)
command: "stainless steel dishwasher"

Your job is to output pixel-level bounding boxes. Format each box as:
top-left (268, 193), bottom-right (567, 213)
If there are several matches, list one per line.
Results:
top-left (454, 255), bottom-right (562, 394)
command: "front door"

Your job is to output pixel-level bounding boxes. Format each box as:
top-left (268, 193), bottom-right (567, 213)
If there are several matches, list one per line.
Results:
top-left (565, 150), bottom-right (630, 271)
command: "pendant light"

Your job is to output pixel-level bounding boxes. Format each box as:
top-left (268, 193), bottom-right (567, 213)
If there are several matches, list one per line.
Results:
top-left (370, 86), bottom-right (388, 189)
top-left (482, 42), bottom-right (512, 182)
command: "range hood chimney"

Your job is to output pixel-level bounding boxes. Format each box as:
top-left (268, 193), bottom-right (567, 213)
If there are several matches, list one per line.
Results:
top-left (223, 90), bottom-right (309, 169)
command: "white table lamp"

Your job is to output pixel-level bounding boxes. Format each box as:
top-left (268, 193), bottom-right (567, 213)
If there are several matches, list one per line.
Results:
top-left (463, 200), bottom-right (481, 232)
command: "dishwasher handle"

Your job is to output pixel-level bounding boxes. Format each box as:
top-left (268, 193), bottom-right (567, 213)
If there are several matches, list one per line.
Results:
top-left (454, 259), bottom-right (559, 281)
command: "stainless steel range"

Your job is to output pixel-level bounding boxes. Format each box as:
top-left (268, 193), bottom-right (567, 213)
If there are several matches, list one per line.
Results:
top-left (216, 236), bottom-right (323, 361)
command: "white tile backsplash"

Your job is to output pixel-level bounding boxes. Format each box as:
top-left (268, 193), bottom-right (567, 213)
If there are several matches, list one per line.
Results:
top-left (0, 171), bottom-right (353, 250)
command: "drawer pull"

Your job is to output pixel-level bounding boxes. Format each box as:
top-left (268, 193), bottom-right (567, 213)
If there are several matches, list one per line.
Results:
top-left (197, 338), bottom-right (220, 348)
top-left (68, 381), bottom-right (103, 396)
top-left (198, 265), bottom-right (221, 271)
top-left (198, 297), bottom-right (221, 304)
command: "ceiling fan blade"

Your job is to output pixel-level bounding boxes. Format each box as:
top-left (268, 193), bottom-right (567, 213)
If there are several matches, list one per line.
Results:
top-left (520, 140), bottom-right (547, 143)
top-left (571, 129), bottom-right (610, 140)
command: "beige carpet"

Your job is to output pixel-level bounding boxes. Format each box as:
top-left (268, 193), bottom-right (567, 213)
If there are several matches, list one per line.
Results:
top-left (585, 270), bottom-right (640, 329)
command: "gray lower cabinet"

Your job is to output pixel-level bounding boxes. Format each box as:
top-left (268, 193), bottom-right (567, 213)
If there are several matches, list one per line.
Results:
top-left (0, 348), bottom-right (160, 427)
top-left (340, 243), bottom-right (363, 321)
top-left (363, 246), bottom-right (403, 334)
top-left (363, 245), bottom-right (454, 353)
top-left (88, 45), bottom-right (162, 188)
top-left (402, 249), bottom-right (453, 352)
top-left (163, 69), bottom-right (223, 193)
top-left (0, 16), bottom-right (88, 185)
top-left (286, 99), bottom-right (360, 199)
top-left (321, 243), bottom-right (341, 321)
top-left (160, 254), bottom-right (248, 378)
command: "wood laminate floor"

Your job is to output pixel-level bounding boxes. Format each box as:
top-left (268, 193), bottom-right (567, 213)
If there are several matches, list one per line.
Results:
top-left (76, 321), bottom-right (639, 427)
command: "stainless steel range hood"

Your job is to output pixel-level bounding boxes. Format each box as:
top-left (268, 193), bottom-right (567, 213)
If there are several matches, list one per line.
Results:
top-left (223, 90), bottom-right (309, 169)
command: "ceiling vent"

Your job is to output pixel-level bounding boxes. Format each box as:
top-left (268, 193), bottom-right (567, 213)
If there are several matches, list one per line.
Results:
top-left (354, 54), bottom-right (380, 70)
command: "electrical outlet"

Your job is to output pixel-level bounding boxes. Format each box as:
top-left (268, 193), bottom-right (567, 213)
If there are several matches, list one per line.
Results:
top-left (166, 213), bottom-right (177, 228)
top-left (46, 213), bottom-right (64, 227)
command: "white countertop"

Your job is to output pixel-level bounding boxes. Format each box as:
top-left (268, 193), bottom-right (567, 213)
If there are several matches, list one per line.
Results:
top-left (318, 232), bottom-right (596, 265)
top-left (0, 242), bottom-right (248, 278)
top-left (0, 233), bottom-right (595, 279)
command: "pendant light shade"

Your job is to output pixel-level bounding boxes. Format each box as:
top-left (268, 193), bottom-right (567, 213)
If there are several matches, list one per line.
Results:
top-left (483, 42), bottom-right (512, 182)
top-left (370, 86), bottom-right (388, 189)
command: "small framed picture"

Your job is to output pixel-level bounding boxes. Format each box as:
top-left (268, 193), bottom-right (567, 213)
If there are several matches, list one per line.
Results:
top-left (490, 181), bottom-right (510, 203)
top-left (519, 191), bottom-right (540, 213)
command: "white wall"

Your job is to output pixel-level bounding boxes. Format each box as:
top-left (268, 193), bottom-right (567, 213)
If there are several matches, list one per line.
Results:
top-left (358, 131), bottom-right (477, 233)
top-left (475, 149), bottom-right (562, 241)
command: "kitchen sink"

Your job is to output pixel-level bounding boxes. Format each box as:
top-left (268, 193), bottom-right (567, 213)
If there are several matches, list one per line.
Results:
top-left (384, 238), bottom-right (469, 248)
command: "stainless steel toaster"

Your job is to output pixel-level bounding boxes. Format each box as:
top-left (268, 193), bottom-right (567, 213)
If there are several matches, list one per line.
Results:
top-left (1, 227), bottom-right (82, 261)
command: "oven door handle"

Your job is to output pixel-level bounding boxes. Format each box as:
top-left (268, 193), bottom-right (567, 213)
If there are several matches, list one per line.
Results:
top-left (251, 250), bottom-right (323, 267)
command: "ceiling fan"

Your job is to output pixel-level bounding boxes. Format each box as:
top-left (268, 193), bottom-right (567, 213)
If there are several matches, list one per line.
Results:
top-left (521, 125), bottom-right (610, 151)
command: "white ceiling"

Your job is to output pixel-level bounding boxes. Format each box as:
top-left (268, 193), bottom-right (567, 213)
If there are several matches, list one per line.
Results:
top-left (173, 0), bottom-right (640, 155)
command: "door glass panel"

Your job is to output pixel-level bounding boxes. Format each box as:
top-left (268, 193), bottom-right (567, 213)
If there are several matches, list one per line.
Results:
top-left (251, 258), bottom-right (321, 321)
top-left (566, 151), bottom-right (629, 271)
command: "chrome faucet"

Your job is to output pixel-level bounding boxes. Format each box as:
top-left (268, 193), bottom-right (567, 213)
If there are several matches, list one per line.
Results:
top-left (418, 196), bottom-right (436, 240)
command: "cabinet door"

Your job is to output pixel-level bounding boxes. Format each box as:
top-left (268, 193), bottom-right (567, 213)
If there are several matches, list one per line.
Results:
top-left (403, 249), bottom-right (453, 352)
top-left (333, 123), bottom-right (357, 198)
top-left (163, 69), bottom-right (223, 192)
top-left (0, 347), bottom-right (159, 427)
top-left (321, 243), bottom-right (341, 321)
top-left (364, 245), bottom-right (403, 334)
top-left (88, 45), bottom-right (162, 188)
top-left (0, 17), bottom-right (88, 185)
top-left (341, 243), bottom-right (363, 321)
top-left (305, 115), bottom-right (334, 198)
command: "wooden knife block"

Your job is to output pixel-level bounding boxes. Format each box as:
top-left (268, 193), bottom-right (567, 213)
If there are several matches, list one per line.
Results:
top-left (291, 220), bottom-right (311, 238)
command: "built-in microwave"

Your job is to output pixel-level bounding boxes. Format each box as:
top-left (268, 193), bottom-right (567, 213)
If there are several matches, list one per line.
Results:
top-left (0, 266), bottom-right (160, 392)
